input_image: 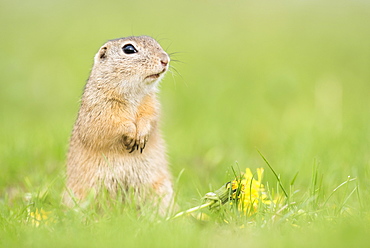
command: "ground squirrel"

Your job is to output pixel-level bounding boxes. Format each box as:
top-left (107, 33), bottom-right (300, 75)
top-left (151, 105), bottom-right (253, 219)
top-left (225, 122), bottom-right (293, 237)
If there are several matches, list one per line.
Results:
top-left (65, 36), bottom-right (173, 213)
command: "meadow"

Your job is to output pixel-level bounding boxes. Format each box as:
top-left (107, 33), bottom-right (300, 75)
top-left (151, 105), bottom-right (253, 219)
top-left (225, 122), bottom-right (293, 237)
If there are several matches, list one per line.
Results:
top-left (0, 0), bottom-right (369, 247)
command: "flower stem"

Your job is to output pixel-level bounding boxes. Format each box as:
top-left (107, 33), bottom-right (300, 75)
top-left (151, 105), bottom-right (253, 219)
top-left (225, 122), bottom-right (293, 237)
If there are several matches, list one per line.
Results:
top-left (170, 201), bottom-right (214, 220)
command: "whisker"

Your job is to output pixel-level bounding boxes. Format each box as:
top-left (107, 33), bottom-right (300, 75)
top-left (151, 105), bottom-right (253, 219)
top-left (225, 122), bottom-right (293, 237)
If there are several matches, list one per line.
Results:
top-left (169, 66), bottom-right (187, 87)
top-left (169, 65), bottom-right (182, 76)
top-left (170, 59), bottom-right (186, 64)
top-left (165, 42), bottom-right (173, 52)
top-left (168, 69), bottom-right (178, 88)
top-left (155, 34), bottom-right (171, 43)
top-left (168, 51), bottom-right (187, 57)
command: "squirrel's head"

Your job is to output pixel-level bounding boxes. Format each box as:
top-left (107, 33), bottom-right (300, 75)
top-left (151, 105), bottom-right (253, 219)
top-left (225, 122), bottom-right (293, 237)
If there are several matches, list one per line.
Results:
top-left (91, 36), bottom-right (170, 95)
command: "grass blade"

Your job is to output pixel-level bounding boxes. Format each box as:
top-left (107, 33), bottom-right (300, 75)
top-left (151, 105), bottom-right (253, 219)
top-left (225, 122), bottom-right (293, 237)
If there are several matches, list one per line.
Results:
top-left (257, 150), bottom-right (288, 198)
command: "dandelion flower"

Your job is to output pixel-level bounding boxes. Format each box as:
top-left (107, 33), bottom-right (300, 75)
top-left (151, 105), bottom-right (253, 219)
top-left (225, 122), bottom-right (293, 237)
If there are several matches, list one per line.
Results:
top-left (171, 168), bottom-right (273, 219)
top-left (27, 208), bottom-right (52, 227)
top-left (229, 168), bottom-right (272, 215)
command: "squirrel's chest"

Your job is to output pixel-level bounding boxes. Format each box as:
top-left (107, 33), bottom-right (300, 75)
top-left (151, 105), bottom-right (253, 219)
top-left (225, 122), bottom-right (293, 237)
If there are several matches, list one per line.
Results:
top-left (94, 153), bottom-right (154, 186)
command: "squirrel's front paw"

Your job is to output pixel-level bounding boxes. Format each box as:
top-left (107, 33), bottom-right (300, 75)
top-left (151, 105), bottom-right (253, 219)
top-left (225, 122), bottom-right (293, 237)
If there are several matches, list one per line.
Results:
top-left (136, 119), bottom-right (152, 153)
top-left (122, 122), bottom-right (137, 152)
top-left (136, 132), bottom-right (149, 153)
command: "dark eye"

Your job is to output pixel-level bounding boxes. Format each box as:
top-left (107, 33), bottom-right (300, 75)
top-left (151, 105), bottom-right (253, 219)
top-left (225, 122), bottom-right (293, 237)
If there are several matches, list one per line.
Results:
top-left (122, 44), bottom-right (138, 54)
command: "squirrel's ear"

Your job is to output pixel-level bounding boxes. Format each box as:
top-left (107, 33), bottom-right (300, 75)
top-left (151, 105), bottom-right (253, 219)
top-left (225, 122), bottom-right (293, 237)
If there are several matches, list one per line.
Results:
top-left (97, 46), bottom-right (108, 60)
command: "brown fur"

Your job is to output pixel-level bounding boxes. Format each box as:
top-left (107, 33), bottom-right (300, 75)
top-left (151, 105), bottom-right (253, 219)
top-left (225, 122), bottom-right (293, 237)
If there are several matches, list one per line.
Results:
top-left (65, 36), bottom-right (173, 214)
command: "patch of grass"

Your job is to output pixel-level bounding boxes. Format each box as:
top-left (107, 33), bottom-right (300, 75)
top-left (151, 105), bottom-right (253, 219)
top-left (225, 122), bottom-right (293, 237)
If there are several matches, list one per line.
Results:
top-left (0, 160), bottom-right (365, 247)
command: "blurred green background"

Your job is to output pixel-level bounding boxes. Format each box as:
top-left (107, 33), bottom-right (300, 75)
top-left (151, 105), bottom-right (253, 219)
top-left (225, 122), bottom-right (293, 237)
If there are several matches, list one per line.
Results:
top-left (0, 0), bottom-right (369, 209)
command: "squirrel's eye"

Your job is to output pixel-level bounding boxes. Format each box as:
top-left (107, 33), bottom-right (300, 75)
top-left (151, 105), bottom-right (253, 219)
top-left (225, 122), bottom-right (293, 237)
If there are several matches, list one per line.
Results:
top-left (122, 44), bottom-right (138, 54)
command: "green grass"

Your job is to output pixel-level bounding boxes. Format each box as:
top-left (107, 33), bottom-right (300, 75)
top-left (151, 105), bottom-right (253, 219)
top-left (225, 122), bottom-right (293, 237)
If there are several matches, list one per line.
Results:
top-left (1, 0), bottom-right (370, 247)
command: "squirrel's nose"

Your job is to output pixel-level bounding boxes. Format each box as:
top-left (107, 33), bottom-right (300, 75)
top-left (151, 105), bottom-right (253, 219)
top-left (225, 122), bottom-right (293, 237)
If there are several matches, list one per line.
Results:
top-left (160, 54), bottom-right (169, 67)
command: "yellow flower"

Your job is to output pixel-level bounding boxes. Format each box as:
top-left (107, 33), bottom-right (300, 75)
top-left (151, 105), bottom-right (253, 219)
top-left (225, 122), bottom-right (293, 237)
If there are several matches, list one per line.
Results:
top-left (171, 167), bottom-right (273, 220)
top-left (27, 208), bottom-right (52, 227)
top-left (229, 168), bottom-right (272, 215)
